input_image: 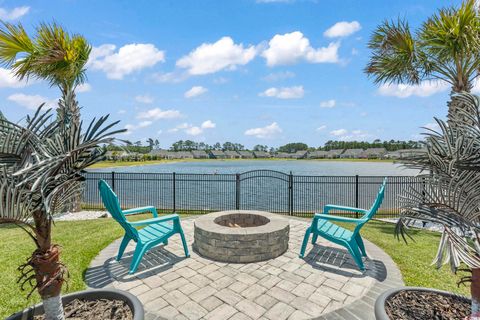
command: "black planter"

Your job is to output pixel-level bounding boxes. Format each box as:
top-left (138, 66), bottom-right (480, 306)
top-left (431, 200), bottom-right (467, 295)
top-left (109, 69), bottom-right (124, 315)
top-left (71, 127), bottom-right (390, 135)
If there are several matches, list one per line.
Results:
top-left (6, 288), bottom-right (144, 320)
top-left (374, 286), bottom-right (470, 320)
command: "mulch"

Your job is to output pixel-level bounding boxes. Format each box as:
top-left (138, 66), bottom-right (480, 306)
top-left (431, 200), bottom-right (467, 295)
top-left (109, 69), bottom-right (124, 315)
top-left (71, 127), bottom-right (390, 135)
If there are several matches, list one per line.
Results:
top-left (34, 298), bottom-right (133, 320)
top-left (385, 290), bottom-right (470, 320)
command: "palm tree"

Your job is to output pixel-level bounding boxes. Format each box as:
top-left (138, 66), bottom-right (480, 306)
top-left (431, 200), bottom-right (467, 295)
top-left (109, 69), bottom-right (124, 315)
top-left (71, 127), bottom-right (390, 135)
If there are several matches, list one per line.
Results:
top-left (397, 92), bottom-right (480, 313)
top-left (0, 22), bottom-right (124, 320)
top-left (0, 22), bottom-right (91, 128)
top-left (365, 0), bottom-right (480, 120)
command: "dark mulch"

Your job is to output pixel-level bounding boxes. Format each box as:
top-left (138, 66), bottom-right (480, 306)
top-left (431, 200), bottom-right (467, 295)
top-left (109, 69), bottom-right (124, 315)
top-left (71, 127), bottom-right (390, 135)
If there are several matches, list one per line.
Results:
top-left (385, 290), bottom-right (470, 320)
top-left (34, 298), bottom-right (133, 320)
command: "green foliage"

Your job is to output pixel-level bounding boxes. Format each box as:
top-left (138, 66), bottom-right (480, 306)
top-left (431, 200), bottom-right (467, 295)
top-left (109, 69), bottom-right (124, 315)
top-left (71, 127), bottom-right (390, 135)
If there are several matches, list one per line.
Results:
top-left (277, 143), bottom-right (309, 153)
top-left (0, 22), bottom-right (91, 90)
top-left (366, 0), bottom-right (480, 93)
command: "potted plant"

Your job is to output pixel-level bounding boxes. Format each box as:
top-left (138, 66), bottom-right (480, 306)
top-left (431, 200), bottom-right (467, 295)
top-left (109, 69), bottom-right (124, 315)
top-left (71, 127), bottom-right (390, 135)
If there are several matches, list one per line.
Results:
top-left (374, 92), bottom-right (480, 319)
top-left (0, 22), bottom-right (143, 319)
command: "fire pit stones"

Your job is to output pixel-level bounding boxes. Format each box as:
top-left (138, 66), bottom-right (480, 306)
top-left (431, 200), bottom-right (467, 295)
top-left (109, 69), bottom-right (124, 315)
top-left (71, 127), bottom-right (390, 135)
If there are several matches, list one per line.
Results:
top-left (193, 210), bottom-right (289, 263)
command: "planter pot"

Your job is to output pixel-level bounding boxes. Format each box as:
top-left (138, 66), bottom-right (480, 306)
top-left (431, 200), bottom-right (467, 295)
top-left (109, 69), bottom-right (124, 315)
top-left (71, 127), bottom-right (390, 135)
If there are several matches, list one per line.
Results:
top-left (374, 286), bottom-right (470, 320)
top-left (7, 288), bottom-right (144, 320)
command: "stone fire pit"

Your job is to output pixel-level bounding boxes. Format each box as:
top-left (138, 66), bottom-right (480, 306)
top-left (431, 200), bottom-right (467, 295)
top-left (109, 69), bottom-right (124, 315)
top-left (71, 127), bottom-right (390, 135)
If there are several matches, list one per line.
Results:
top-left (193, 210), bottom-right (289, 263)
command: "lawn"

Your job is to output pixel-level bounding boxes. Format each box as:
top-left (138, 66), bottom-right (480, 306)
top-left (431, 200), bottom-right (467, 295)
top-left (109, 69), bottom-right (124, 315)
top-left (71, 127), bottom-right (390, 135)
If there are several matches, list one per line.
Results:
top-left (0, 215), bottom-right (468, 318)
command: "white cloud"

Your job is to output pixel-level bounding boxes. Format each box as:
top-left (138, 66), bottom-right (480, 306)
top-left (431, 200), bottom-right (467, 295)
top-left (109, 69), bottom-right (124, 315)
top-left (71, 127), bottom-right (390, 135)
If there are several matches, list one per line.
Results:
top-left (184, 86), bottom-right (208, 98)
top-left (137, 108), bottom-right (182, 120)
top-left (262, 71), bottom-right (295, 82)
top-left (89, 43), bottom-right (165, 79)
top-left (330, 128), bottom-right (371, 141)
top-left (262, 31), bottom-right (339, 66)
top-left (0, 6), bottom-right (29, 20)
top-left (124, 121), bottom-right (153, 135)
top-left (320, 99), bottom-right (336, 108)
top-left (0, 68), bottom-right (29, 88)
top-left (7, 93), bottom-right (57, 110)
top-left (135, 95), bottom-right (154, 104)
top-left (324, 21), bottom-right (361, 38)
top-left (245, 122), bottom-right (282, 139)
top-left (378, 80), bottom-right (449, 98)
top-left (201, 120), bottom-right (216, 129)
top-left (316, 125), bottom-right (327, 131)
top-left (176, 36), bottom-right (256, 75)
top-left (76, 83), bottom-right (91, 93)
top-left (330, 128), bottom-right (348, 136)
top-left (260, 86), bottom-right (304, 99)
top-left (118, 109), bottom-right (127, 114)
top-left (471, 78), bottom-right (480, 94)
top-left (169, 120), bottom-right (216, 136)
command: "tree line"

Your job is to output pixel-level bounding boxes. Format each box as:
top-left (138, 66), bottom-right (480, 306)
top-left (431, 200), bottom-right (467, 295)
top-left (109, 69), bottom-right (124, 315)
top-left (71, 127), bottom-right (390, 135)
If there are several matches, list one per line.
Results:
top-left (106, 139), bottom-right (424, 154)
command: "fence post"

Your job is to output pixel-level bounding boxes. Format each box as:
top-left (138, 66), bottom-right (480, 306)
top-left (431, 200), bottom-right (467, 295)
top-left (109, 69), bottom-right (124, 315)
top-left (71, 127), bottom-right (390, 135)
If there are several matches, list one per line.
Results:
top-left (235, 173), bottom-right (240, 210)
top-left (355, 175), bottom-right (359, 218)
top-left (173, 172), bottom-right (176, 212)
top-left (288, 171), bottom-right (293, 216)
top-left (111, 171), bottom-right (115, 192)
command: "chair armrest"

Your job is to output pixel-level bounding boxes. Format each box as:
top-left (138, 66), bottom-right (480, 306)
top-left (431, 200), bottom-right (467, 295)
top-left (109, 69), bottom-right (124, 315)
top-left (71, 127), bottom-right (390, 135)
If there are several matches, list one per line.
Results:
top-left (128, 214), bottom-right (179, 227)
top-left (123, 206), bottom-right (158, 217)
top-left (324, 205), bottom-right (367, 215)
top-left (314, 213), bottom-right (363, 224)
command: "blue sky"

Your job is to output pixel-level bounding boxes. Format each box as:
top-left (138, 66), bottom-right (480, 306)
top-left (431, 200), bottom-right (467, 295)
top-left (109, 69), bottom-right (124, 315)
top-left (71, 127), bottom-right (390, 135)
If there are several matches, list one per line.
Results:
top-left (0, 0), bottom-right (464, 148)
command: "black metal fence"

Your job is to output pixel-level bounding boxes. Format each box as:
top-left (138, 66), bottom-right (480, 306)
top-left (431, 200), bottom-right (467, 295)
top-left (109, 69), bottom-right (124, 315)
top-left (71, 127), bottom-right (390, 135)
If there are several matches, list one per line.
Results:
top-left (82, 170), bottom-right (423, 218)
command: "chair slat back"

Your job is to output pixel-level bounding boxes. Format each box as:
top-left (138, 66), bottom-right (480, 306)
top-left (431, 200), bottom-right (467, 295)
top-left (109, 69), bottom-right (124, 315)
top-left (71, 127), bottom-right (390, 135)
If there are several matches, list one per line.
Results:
top-left (98, 180), bottom-right (138, 241)
top-left (354, 178), bottom-right (387, 233)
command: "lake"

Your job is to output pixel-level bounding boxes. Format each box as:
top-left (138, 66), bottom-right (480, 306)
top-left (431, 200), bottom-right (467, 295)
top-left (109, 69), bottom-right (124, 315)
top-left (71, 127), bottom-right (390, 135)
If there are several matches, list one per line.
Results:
top-left (90, 160), bottom-right (419, 176)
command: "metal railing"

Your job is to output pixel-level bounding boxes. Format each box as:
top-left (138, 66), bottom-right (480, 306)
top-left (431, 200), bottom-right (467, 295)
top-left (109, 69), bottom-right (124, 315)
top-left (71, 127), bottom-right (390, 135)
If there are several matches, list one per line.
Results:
top-left (82, 170), bottom-right (422, 218)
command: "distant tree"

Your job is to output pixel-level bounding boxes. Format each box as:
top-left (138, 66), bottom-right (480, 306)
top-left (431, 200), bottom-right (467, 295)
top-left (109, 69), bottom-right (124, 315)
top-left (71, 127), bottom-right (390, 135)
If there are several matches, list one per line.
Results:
top-left (213, 142), bottom-right (221, 150)
top-left (154, 139), bottom-right (160, 150)
top-left (278, 143), bottom-right (308, 153)
top-left (253, 144), bottom-right (268, 152)
top-left (134, 140), bottom-right (142, 147)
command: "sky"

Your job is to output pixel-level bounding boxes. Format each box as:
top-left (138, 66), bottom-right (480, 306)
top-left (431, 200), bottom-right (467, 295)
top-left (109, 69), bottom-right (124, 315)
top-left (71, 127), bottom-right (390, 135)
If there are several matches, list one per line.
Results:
top-left (0, 0), bottom-right (466, 149)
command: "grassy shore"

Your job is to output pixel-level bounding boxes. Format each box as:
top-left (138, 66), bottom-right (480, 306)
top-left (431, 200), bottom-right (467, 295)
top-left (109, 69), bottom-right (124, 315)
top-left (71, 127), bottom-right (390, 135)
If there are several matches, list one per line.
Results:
top-left (0, 215), bottom-right (467, 318)
top-left (89, 158), bottom-right (394, 169)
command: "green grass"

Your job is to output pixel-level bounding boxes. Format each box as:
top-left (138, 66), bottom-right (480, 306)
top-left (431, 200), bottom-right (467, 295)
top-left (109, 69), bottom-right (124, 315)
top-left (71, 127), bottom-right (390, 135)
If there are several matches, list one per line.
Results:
top-left (0, 216), bottom-right (467, 318)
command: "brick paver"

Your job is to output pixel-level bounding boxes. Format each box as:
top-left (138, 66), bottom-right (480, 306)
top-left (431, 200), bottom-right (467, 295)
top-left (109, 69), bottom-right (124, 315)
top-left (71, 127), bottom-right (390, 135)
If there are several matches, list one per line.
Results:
top-left (86, 216), bottom-right (403, 319)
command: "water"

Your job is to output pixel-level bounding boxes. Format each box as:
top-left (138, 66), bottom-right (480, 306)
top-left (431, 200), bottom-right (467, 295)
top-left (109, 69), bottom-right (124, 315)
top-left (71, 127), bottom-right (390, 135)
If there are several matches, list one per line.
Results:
top-left (90, 160), bottom-right (418, 176)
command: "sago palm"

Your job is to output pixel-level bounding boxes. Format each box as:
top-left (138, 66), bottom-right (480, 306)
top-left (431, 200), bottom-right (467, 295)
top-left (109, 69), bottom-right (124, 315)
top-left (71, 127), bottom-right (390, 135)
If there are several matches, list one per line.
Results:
top-left (365, 0), bottom-right (480, 120)
top-left (397, 92), bottom-right (480, 314)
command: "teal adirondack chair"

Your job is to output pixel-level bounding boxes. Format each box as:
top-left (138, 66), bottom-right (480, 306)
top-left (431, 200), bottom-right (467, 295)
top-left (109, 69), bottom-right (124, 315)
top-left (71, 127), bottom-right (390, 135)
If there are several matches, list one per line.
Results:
top-left (98, 180), bottom-right (189, 274)
top-left (299, 178), bottom-right (387, 270)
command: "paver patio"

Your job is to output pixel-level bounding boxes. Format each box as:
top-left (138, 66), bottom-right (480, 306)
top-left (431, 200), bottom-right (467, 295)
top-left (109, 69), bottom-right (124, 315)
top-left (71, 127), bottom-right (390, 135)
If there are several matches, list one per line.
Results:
top-left (85, 216), bottom-right (403, 320)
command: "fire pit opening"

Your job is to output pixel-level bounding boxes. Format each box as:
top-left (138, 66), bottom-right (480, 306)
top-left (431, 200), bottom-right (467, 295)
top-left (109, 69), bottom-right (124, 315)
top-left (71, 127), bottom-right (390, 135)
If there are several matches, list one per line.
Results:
top-left (214, 213), bottom-right (269, 228)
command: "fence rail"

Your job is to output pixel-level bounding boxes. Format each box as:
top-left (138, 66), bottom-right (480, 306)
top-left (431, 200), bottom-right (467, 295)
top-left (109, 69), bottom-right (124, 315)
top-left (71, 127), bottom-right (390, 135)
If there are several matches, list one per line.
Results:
top-left (82, 170), bottom-right (422, 218)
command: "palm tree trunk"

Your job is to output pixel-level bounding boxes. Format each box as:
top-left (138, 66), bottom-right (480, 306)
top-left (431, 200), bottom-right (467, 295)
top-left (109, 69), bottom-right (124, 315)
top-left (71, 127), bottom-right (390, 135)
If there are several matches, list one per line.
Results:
top-left (31, 211), bottom-right (65, 320)
top-left (472, 268), bottom-right (480, 316)
top-left (31, 245), bottom-right (65, 320)
top-left (447, 90), bottom-right (476, 125)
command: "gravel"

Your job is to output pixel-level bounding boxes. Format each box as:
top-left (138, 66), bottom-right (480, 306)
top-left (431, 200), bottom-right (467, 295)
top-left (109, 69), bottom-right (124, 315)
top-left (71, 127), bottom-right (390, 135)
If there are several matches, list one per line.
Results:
top-left (53, 211), bottom-right (111, 221)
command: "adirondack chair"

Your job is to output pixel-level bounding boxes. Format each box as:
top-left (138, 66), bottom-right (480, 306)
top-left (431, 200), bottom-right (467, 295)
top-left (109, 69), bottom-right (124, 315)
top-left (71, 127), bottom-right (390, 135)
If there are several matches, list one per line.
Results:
top-left (98, 179), bottom-right (189, 274)
top-left (299, 178), bottom-right (387, 270)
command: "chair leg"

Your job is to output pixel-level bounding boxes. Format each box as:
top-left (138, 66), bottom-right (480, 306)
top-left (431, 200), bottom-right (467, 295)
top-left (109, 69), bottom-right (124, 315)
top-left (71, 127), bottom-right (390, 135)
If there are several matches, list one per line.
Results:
top-left (129, 244), bottom-right (148, 274)
top-left (346, 243), bottom-right (365, 271)
top-left (299, 227), bottom-right (311, 258)
top-left (179, 229), bottom-right (190, 258)
top-left (355, 234), bottom-right (367, 257)
top-left (311, 233), bottom-right (318, 245)
top-left (117, 236), bottom-right (131, 261)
